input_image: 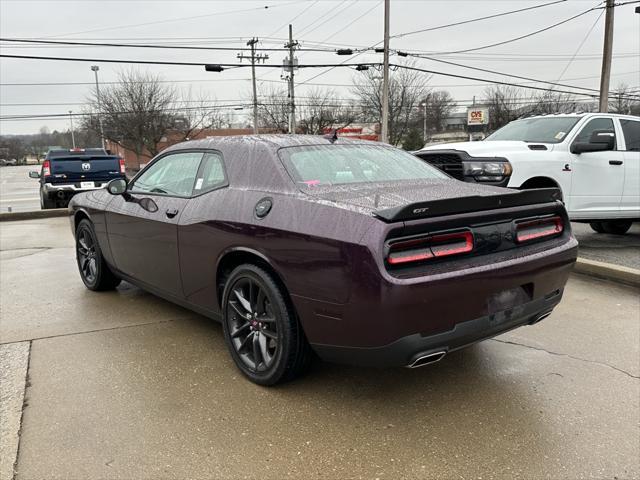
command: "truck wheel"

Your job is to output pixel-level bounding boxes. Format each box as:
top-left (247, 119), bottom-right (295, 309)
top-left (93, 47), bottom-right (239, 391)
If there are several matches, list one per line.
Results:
top-left (589, 222), bottom-right (606, 233)
top-left (40, 191), bottom-right (56, 210)
top-left (601, 221), bottom-right (632, 235)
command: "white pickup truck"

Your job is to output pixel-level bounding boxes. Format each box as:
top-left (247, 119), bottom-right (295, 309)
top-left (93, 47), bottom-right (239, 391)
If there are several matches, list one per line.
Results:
top-left (416, 113), bottom-right (639, 234)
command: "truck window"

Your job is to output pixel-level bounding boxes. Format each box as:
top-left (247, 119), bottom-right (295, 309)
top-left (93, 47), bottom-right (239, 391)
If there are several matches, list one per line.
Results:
top-left (620, 119), bottom-right (640, 151)
top-left (573, 118), bottom-right (615, 145)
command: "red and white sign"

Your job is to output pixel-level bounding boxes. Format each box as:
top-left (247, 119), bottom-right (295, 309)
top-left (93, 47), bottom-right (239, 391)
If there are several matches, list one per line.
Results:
top-left (467, 108), bottom-right (489, 125)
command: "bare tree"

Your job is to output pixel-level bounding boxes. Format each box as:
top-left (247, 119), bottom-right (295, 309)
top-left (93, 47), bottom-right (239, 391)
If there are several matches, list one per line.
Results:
top-left (297, 88), bottom-right (357, 135)
top-left (84, 69), bottom-right (179, 168)
top-left (481, 85), bottom-right (532, 131)
top-left (609, 83), bottom-right (640, 115)
top-left (529, 91), bottom-right (580, 115)
top-left (255, 85), bottom-right (290, 133)
top-left (421, 90), bottom-right (456, 132)
top-left (352, 61), bottom-right (431, 145)
top-left (171, 89), bottom-right (232, 140)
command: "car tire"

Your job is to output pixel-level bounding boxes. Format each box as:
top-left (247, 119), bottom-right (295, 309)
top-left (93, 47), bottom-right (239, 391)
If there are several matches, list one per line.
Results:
top-left (601, 220), bottom-right (632, 235)
top-left (75, 219), bottom-right (121, 291)
top-left (40, 191), bottom-right (56, 210)
top-left (589, 221), bottom-right (606, 233)
top-left (222, 264), bottom-right (312, 386)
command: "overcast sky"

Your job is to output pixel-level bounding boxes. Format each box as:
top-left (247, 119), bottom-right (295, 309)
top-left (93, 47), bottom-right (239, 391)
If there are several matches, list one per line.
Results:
top-left (0, 0), bottom-right (638, 135)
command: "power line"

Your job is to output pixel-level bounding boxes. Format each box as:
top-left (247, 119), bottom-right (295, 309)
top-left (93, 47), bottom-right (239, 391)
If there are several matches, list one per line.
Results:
top-left (0, 53), bottom-right (378, 69)
top-left (0, 37), bottom-right (339, 53)
top-left (404, 53), bottom-right (605, 94)
top-left (431, 3), bottom-right (601, 55)
top-left (40, 2), bottom-right (299, 39)
top-left (391, 0), bottom-right (568, 38)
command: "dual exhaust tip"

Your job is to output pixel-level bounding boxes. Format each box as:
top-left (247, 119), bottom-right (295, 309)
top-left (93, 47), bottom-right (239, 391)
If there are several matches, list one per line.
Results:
top-left (406, 311), bottom-right (553, 369)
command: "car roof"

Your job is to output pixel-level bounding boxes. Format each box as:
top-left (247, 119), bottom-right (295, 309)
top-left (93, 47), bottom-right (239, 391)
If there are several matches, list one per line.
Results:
top-left (164, 134), bottom-right (379, 152)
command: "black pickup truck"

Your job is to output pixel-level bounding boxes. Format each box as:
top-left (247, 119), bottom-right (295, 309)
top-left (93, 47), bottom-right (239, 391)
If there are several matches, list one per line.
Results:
top-left (29, 148), bottom-right (126, 209)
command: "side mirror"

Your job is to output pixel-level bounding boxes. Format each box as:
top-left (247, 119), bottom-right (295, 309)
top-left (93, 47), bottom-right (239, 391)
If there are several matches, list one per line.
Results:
top-left (570, 129), bottom-right (615, 154)
top-left (107, 178), bottom-right (127, 195)
top-left (28, 171), bottom-right (40, 178)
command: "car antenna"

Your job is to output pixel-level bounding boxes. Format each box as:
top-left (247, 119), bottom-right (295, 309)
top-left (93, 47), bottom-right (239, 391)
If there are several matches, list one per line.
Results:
top-left (324, 129), bottom-right (338, 143)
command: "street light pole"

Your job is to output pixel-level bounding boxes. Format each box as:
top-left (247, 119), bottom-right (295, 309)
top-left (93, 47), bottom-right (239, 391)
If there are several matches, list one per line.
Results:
top-left (380, 0), bottom-right (390, 144)
top-left (421, 101), bottom-right (427, 143)
top-left (91, 65), bottom-right (106, 150)
top-left (68, 111), bottom-right (76, 148)
top-left (598, 0), bottom-right (615, 112)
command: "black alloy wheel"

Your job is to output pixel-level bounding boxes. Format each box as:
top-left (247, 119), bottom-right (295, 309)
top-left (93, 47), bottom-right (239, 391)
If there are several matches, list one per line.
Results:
top-left (75, 219), bottom-right (121, 291)
top-left (222, 264), bottom-right (312, 385)
top-left (227, 276), bottom-right (280, 372)
top-left (589, 221), bottom-right (606, 233)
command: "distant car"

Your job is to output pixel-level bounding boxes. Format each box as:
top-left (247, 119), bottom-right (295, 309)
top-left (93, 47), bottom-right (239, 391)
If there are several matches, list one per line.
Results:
top-left (29, 148), bottom-right (126, 209)
top-left (69, 135), bottom-right (577, 385)
top-left (1, 158), bottom-right (18, 166)
top-left (415, 113), bottom-right (640, 234)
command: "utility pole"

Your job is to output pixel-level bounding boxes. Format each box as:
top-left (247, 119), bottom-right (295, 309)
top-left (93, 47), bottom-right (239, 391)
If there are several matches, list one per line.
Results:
top-left (91, 65), bottom-right (106, 150)
top-left (284, 24), bottom-right (298, 134)
top-left (598, 0), bottom-right (615, 112)
top-left (238, 38), bottom-right (268, 134)
top-left (421, 101), bottom-right (427, 143)
top-left (380, 0), bottom-right (390, 143)
top-left (68, 111), bottom-right (76, 148)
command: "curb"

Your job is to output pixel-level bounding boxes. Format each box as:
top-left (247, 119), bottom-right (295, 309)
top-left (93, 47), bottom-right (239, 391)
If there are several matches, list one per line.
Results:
top-left (0, 209), bottom-right (69, 222)
top-left (573, 257), bottom-right (640, 288)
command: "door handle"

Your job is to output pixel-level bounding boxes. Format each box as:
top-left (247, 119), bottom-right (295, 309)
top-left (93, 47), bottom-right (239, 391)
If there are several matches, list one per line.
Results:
top-left (609, 160), bottom-right (623, 166)
top-left (165, 208), bottom-right (179, 218)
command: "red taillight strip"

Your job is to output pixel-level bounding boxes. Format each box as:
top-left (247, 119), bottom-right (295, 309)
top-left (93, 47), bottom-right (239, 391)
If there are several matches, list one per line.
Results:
top-left (516, 216), bottom-right (563, 242)
top-left (388, 249), bottom-right (434, 265)
top-left (119, 158), bottom-right (126, 174)
top-left (430, 231), bottom-right (474, 257)
top-left (387, 230), bottom-right (474, 265)
top-left (42, 160), bottom-right (51, 176)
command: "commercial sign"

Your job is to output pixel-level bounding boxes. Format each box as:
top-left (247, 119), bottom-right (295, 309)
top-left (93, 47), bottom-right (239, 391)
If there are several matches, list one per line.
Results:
top-left (467, 108), bottom-right (489, 126)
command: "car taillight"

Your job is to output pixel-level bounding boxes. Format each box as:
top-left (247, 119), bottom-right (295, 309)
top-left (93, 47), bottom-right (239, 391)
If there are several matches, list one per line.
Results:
top-left (42, 160), bottom-right (51, 176)
top-left (516, 216), bottom-right (563, 243)
top-left (387, 230), bottom-right (474, 265)
top-left (119, 158), bottom-right (126, 174)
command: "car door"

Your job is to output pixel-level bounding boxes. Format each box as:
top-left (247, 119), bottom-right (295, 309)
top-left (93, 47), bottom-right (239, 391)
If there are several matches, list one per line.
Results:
top-left (568, 116), bottom-right (625, 216)
top-left (106, 150), bottom-right (203, 296)
top-left (618, 117), bottom-right (640, 216)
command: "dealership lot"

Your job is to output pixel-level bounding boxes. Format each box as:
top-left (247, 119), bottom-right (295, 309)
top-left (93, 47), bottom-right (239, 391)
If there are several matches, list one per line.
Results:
top-left (0, 165), bottom-right (41, 213)
top-left (1, 217), bottom-right (638, 479)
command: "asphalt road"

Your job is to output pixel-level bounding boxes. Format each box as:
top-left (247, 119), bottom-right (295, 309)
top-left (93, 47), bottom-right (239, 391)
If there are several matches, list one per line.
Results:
top-left (1, 217), bottom-right (638, 480)
top-left (0, 165), bottom-right (41, 213)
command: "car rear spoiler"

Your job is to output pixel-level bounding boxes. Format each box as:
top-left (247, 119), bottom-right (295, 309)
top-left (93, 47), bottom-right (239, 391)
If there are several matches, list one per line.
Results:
top-left (373, 188), bottom-right (562, 223)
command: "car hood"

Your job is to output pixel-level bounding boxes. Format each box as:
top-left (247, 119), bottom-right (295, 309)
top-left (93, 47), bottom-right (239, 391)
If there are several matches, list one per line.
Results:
top-left (419, 140), bottom-right (555, 155)
top-left (303, 180), bottom-right (510, 214)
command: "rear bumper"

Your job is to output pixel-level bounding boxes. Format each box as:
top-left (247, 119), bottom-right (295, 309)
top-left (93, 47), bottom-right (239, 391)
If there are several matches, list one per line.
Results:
top-left (311, 288), bottom-right (562, 367)
top-left (43, 182), bottom-right (108, 193)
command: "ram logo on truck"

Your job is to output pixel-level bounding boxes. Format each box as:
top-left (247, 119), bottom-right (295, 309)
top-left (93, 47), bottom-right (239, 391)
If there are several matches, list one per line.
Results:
top-left (81, 163), bottom-right (91, 171)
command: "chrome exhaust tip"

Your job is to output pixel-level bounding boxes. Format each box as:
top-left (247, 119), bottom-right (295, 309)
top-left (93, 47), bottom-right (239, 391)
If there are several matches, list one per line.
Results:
top-left (530, 311), bottom-right (553, 325)
top-left (407, 351), bottom-right (447, 368)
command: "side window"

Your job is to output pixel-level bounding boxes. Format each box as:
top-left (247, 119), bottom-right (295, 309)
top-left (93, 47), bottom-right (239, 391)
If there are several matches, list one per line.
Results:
top-left (194, 152), bottom-right (226, 194)
top-left (131, 152), bottom-right (203, 197)
top-left (620, 119), bottom-right (640, 151)
top-left (573, 117), bottom-right (615, 145)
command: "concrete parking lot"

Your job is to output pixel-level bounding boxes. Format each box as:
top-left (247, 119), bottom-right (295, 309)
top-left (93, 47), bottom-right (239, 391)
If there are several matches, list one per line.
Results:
top-left (0, 165), bottom-right (41, 213)
top-left (1, 217), bottom-right (638, 479)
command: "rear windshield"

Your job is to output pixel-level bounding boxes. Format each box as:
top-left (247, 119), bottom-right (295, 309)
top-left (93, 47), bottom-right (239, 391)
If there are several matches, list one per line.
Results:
top-left (486, 117), bottom-right (581, 143)
top-left (278, 144), bottom-right (448, 187)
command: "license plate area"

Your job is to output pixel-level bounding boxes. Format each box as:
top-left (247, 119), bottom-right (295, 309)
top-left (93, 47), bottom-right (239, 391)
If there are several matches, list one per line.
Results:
top-left (487, 284), bottom-right (533, 325)
top-left (80, 181), bottom-right (95, 189)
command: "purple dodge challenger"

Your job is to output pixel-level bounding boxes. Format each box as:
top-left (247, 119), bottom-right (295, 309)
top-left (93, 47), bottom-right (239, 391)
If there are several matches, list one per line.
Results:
top-left (69, 135), bottom-right (578, 385)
